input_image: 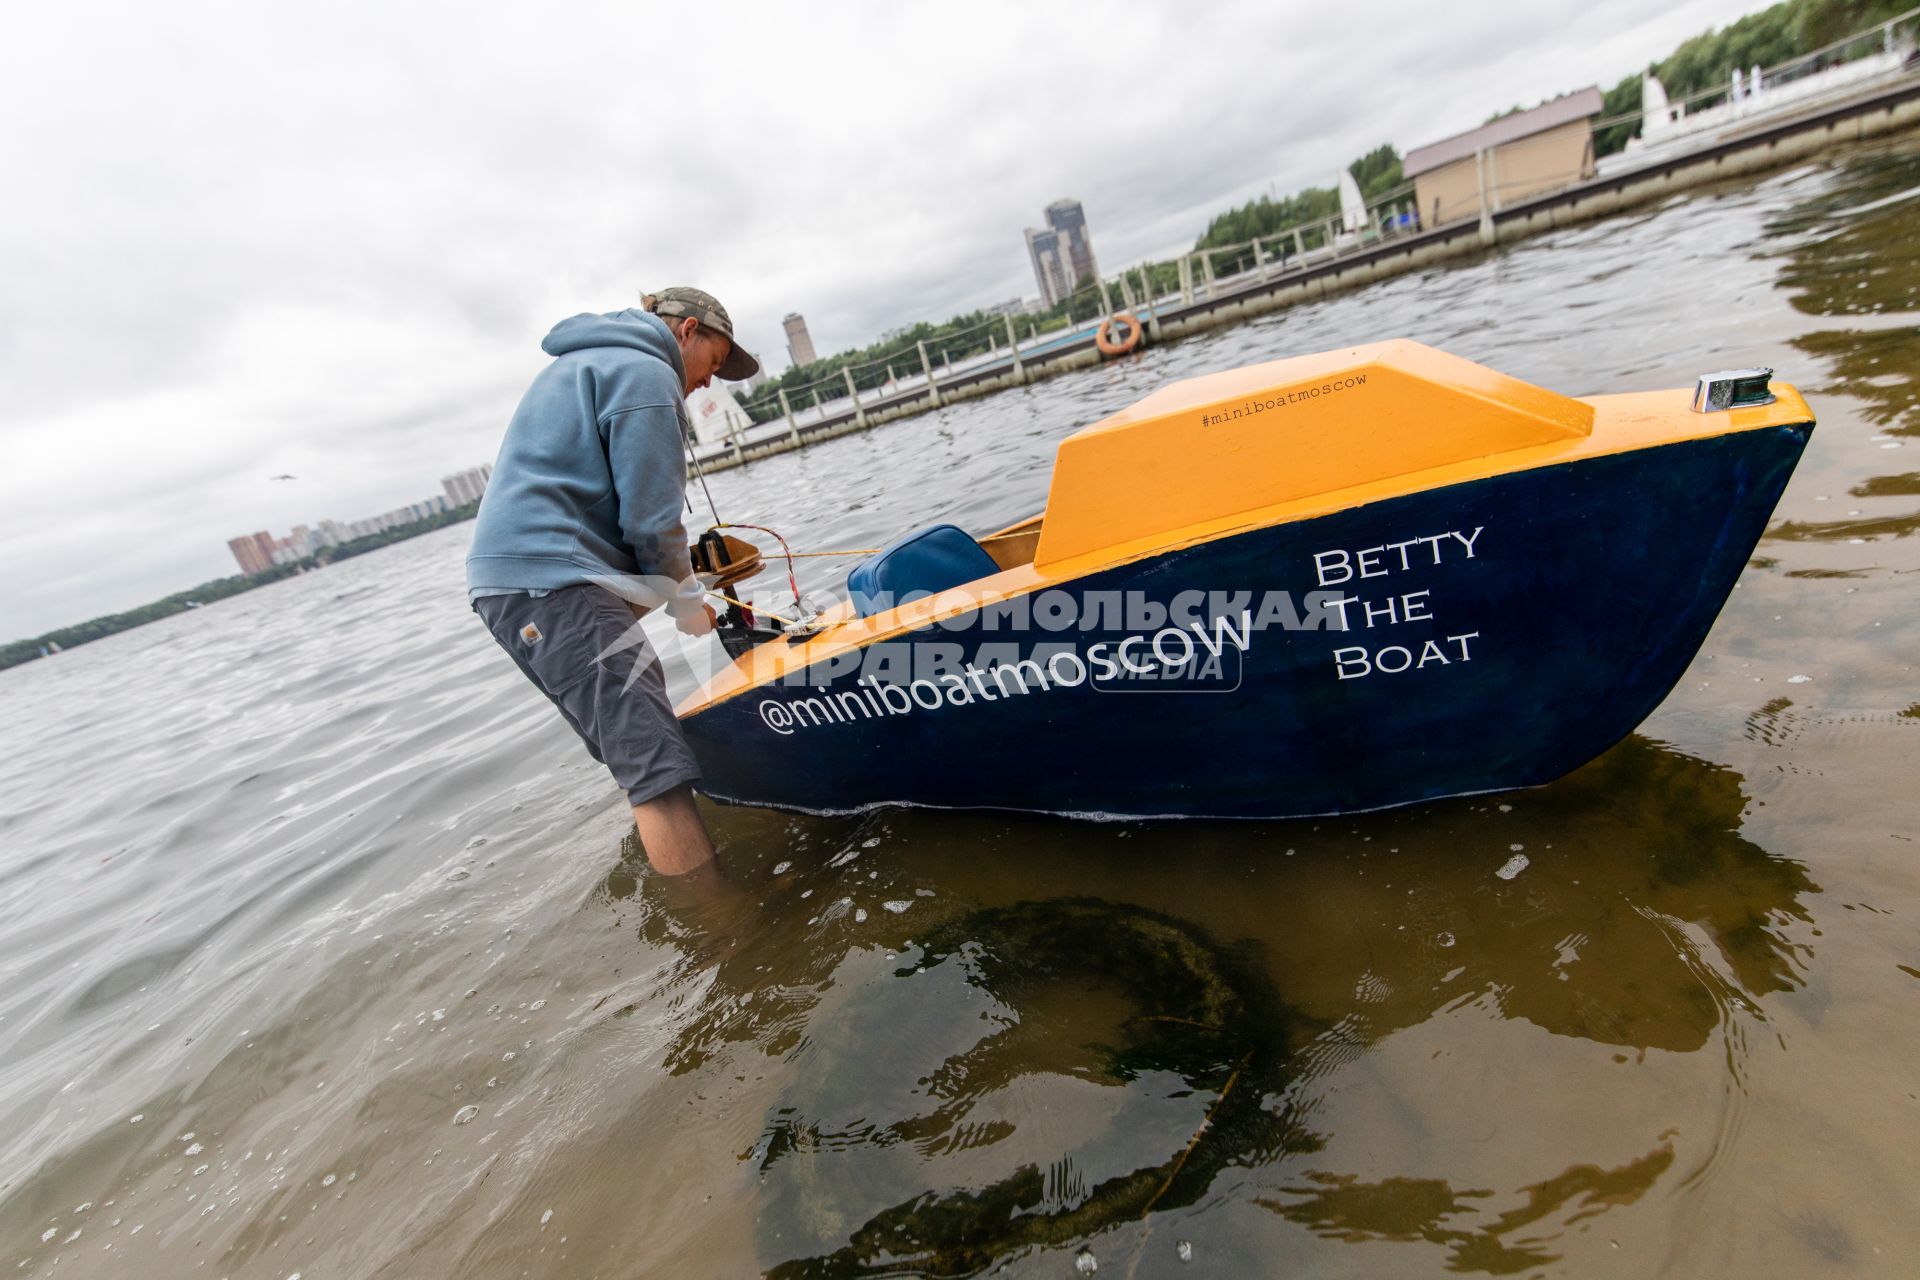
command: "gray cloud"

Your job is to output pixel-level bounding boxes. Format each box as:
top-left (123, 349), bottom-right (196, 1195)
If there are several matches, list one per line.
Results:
top-left (1, 0), bottom-right (1762, 639)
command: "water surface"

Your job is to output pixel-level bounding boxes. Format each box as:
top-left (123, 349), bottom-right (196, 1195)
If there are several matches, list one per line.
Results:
top-left (1, 139), bottom-right (1917, 1278)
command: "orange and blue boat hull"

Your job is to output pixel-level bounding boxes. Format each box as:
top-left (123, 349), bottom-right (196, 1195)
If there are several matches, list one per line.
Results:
top-left (677, 342), bottom-right (1814, 820)
top-left (679, 422), bottom-right (1810, 818)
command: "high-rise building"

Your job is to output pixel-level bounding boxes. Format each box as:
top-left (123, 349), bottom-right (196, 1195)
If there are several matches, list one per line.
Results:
top-left (1024, 226), bottom-right (1073, 309)
top-left (784, 313), bottom-right (817, 369)
top-left (1044, 199), bottom-right (1099, 288)
top-left (228, 533), bottom-right (273, 576)
top-left (440, 463), bottom-right (492, 508)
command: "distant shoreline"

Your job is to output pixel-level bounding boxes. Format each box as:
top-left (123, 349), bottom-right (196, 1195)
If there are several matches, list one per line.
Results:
top-left (1, 504), bottom-right (479, 672)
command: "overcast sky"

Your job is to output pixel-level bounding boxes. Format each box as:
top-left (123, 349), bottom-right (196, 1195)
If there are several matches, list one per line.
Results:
top-left (1, 0), bottom-right (1768, 641)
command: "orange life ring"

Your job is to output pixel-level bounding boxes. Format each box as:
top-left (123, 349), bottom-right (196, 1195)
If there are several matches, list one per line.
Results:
top-left (1095, 311), bottom-right (1143, 357)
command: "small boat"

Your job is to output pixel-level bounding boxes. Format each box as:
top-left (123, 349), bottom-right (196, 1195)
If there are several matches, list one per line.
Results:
top-left (677, 341), bottom-right (1812, 819)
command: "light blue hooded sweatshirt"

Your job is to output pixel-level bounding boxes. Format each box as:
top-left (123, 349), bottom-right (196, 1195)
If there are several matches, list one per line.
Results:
top-left (466, 309), bottom-right (694, 597)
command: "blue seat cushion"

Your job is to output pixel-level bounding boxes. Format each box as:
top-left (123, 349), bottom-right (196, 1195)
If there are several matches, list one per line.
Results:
top-left (848, 524), bottom-right (998, 617)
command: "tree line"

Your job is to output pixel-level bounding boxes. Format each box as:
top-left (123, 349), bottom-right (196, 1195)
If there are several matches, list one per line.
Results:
top-left (1203, 1), bottom-right (1908, 254)
top-left (1, 501), bottom-right (480, 671)
top-left (1512, 0), bottom-right (1913, 157)
top-left (736, 287), bottom-right (1128, 424)
top-left (1190, 143), bottom-right (1407, 280)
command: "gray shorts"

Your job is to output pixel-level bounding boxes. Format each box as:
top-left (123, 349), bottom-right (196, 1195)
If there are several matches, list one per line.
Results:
top-left (473, 584), bottom-right (701, 806)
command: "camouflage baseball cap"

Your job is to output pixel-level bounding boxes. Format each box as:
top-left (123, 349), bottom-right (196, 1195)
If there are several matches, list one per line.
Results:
top-left (645, 287), bottom-right (761, 382)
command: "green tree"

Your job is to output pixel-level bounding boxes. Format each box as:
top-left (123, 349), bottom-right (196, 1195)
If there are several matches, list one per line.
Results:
top-left (1655, 0), bottom-right (1910, 102)
top-left (1348, 144), bottom-right (1404, 201)
top-left (1547, 1), bottom-right (1911, 161)
top-left (1593, 72), bottom-right (1645, 159)
top-left (1657, 1), bottom-right (1801, 99)
top-left (1192, 144), bottom-right (1404, 269)
top-left (1195, 186), bottom-right (1340, 254)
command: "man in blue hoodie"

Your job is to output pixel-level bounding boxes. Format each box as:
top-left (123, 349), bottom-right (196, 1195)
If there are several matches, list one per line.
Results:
top-left (468, 288), bottom-right (759, 875)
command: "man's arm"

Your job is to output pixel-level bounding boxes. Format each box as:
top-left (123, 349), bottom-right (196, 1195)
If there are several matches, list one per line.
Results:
top-left (602, 400), bottom-right (696, 588)
top-left (601, 399), bottom-right (714, 637)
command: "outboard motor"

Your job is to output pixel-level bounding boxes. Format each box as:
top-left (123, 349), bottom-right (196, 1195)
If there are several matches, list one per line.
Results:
top-left (689, 531), bottom-right (787, 660)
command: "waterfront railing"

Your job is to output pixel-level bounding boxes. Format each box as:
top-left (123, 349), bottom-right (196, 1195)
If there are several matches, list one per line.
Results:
top-left (698, 8), bottom-right (1919, 466)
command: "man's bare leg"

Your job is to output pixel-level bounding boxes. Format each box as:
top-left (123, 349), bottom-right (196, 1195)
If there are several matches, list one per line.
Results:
top-left (632, 783), bottom-right (716, 875)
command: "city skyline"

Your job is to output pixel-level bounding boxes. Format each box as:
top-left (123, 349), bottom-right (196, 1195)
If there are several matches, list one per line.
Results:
top-left (224, 463), bottom-right (490, 577)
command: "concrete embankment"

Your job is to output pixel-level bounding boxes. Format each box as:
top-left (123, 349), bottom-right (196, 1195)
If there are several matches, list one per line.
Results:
top-left (700, 72), bottom-right (1920, 475)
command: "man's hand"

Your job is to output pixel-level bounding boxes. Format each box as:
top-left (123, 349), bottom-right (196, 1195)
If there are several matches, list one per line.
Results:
top-left (675, 602), bottom-right (719, 637)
